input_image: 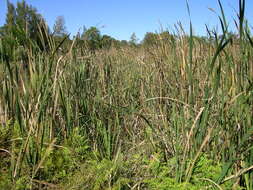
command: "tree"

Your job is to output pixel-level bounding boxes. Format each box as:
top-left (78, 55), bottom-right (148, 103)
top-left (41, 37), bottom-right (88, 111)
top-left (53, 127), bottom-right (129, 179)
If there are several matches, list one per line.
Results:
top-left (80, 25), bottom-right (87, 40)
top-left (1, 0), bottom-right (50, 60)
top-left (15, 0), bottom-right (45, 38)
top-left (101, 35), bottom-right (116, 49)
top-left (53, 16), bottom-right (68, 37)
top-left (82, 26), bottom-right (102, 51)
top-left (143, 32), bottom-right (158, 46)
top-left (120, 40), bottom-right (128, 46)
top-left (129, 32), bottom-right (138, 46)
top-left (5, 0), bottom-right (16, 36)
top-left (159, 31), bottom-right (172, 42)
top-left (0, 26), bottom-right (4, 37)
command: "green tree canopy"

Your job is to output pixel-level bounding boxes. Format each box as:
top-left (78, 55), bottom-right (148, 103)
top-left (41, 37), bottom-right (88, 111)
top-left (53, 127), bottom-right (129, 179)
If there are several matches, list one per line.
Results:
top-left (143, 32), bottom-right (158, 46)
top-left (5, 0), bottom-right (16, 36)
top-left (53, 16), bottom-right (68, 37)
top-left (101, 35), bottom-right (117, 49)
top-left (129, 32), bottom-right (138, 46)
top-left (82, 26), bottom-right (102, 51)
top-left (2, 0), bottom-right (49, 47)
top-left (0, 0), bottom-right (50, 62)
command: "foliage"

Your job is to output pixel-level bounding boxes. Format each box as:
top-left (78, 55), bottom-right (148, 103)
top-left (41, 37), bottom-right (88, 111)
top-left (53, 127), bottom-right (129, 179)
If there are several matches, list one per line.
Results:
top-left (101, 35), bottom-right (116, 49)
top-left (82, 26), bottom-right (102, 51)
top-left (64, 157), bottom-right (130, 190)
top-left (129, 32), bottom-right (138, 46)
top-left (142, 32), bottom-right (158, 46)
top-left (0, 0), bottom-right (50, 60)
top-left (53, 15), bottom-right (68, 37)
top-left (144, 154), bottom-right (234, 190)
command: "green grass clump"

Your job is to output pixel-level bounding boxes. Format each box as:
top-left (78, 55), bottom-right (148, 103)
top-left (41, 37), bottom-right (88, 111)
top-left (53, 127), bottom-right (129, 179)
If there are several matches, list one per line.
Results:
top-left (142, 154), bottom-right (232, 190)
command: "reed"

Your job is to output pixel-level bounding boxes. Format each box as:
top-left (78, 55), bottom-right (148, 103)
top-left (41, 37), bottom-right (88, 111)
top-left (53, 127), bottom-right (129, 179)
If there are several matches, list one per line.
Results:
top-left (1, 0), bottom-right (253, 189)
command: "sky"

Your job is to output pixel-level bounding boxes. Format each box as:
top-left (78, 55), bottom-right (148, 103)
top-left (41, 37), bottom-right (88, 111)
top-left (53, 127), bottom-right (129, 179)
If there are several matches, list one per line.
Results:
top-left (0, 0), bottom-right (253, 41)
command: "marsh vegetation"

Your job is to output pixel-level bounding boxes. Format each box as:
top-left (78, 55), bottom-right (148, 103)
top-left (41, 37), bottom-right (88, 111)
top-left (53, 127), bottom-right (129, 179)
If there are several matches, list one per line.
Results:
top-left (0, 0), bottom-right (253, 189)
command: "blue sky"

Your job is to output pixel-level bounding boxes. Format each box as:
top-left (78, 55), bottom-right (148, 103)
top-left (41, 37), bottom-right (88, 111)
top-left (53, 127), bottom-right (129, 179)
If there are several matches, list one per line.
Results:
top-left (0, 0), bottom-right (253, 40)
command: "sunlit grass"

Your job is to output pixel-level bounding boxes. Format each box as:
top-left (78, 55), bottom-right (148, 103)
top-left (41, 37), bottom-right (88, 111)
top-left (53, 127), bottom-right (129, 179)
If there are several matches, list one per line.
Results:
top-left (1, 0), bottom-right (253, 189)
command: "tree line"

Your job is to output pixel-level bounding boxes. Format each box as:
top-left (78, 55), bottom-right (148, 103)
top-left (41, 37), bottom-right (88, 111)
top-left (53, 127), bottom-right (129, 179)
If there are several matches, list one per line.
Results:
top-left (0, 1), bottom-right (183, 52)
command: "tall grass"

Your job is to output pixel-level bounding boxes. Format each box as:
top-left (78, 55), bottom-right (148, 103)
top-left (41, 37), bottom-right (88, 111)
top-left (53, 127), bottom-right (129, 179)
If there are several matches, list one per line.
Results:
top-left (1, 0), bottom-right (253, 189)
